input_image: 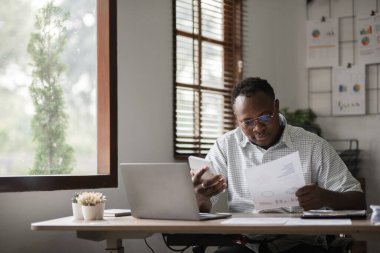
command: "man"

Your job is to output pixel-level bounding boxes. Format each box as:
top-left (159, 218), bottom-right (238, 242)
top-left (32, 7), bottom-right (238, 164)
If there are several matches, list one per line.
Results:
top-left (192, 77), bottom-right (366, 253)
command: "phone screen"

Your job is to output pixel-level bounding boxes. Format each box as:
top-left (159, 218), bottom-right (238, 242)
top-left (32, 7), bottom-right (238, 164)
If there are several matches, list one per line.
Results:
top-left (188, 156), bottom-right (214, 179)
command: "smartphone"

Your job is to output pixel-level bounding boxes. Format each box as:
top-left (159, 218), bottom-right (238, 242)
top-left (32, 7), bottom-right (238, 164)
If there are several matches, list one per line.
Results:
top-left (188, 156), bottom-right (214, 179)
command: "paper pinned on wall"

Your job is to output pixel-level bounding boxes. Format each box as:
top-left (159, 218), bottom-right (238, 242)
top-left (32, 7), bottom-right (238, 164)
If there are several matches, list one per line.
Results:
top-left (357, 15), bottom-right (380, 65)
top-left (306, 18), bottom-right (339, 68)
top-left (332, 65), bottom-right (366, 116)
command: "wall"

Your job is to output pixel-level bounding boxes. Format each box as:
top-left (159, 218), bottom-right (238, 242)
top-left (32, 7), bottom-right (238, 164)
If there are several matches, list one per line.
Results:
top-left (0, 0), bottom-right (174, 252)
top-left (0, 0), bottom-right (379, 252)
top-left (244, 0), bottom-right (308, 109)
top-left (245, 0), bottom-right (380, 252)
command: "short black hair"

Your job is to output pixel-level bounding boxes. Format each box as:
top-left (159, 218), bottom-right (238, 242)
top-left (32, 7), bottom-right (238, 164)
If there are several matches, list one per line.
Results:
top-left (231, 77), bottom-right (275, 105)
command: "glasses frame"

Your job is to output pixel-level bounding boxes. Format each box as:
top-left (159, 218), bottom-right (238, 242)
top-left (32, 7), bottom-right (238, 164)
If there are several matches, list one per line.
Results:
top-left (239, 102), bottom-right (276, 130)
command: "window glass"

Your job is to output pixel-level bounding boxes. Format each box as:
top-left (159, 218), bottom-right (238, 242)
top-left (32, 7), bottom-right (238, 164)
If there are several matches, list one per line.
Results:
top-left (176, 87), bottom-right (197, 138)
top-left (0, 0), bottom-right (97, 176)
top-left (201, 92), bottom-right (224, 139)
top-left (202, 42), bottom-right (223, 88)
top-left (174, 0), bottom-right (242, 157)
top-left (201, 0), bottom-right (223, 40)
top-left (176, 36), bottom-right (199, 85)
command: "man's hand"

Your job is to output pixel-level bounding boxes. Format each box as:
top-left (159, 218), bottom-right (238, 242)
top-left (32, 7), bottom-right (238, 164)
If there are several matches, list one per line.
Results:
top-left (191, 166), bottom-right (227, 212)
top-left (295, 184), bottom-right (326, 211)
top-left (191, 166), bottom-right (227, 197)
top-left (296, 184), bottom-right (366, 211)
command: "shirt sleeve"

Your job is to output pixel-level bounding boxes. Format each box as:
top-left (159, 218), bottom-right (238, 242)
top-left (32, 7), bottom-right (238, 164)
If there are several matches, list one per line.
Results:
top-left (315, 138), bottom-right (363, 193)
top-left (206, 136), bottom-right (228, 205)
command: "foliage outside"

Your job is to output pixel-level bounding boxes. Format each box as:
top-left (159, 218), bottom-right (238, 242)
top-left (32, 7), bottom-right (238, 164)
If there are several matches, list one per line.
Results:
top-left (27, 2), bottom-right (75, 174)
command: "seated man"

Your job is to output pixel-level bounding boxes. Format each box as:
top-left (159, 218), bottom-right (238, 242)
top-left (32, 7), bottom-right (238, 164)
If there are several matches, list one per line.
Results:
top-left (192, 77), bottom-right (366, 253)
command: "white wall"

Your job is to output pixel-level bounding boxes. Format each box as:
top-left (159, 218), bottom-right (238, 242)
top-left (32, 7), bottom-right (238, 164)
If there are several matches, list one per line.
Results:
top-left (246, 0), bottom-right (380, 252)
top-left (0, 0), bottom-right (379, 252)
top-left (244, 0), bottom-right (308, 109)
top-left (0, 0), bottom-right (175, 252)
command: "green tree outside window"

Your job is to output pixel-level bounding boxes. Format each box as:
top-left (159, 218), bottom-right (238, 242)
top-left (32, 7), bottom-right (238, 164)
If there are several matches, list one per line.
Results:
top-left (27, 2), bottom-right (75, 174)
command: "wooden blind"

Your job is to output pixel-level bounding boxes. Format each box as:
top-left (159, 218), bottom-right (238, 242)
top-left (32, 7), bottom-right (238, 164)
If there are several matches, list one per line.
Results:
top-left (174, 0), bottom-right (242, 158)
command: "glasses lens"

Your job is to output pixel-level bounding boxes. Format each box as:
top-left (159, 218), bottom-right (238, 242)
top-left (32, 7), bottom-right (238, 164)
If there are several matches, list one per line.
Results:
top-left (258, 114), bottom-right (272, 124)
top-left (243, 119), bottom-right (255, 127)
top-left (242, 114), bottom-right (273, 129)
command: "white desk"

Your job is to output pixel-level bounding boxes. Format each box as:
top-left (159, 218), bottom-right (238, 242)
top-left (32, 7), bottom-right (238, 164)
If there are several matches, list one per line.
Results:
top-left (31, 213), bottom-right (380, 253)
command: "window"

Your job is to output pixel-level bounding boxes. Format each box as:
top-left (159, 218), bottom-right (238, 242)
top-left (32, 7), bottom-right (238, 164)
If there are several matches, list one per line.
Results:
top-left (174, 0), bottom-right (242, 158)
top-left (0, 0), bottom-right (117, 192)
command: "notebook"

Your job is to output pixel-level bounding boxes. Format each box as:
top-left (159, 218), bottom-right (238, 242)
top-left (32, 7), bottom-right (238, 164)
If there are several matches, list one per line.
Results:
top-left (120, 162), bottom-right (231, 221)
top-left (104, 209), bottom-right (131, 217)
top-left (301, 209), bottom-right (367, 219)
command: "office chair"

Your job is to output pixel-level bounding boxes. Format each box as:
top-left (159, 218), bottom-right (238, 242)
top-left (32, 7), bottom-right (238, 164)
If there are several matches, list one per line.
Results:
top-left (326, 234), bottom-right (354, 253)
top-left (164, 234), bottom-right (354, 253)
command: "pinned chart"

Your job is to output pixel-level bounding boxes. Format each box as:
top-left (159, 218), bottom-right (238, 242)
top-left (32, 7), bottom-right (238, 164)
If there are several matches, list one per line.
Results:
top-left (332, 65), bottom-right (366, 116)
top-left (306, 18), bottom-right (339, 68)
top-left (357, 15), bottom-right (380, 65)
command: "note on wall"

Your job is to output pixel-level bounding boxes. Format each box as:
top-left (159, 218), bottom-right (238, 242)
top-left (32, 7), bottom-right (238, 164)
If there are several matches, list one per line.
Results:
top-left (306, 18), bottom-right (339, 68)
top-left (332, 65), bottom-right (366, 116)
top-left (357, 15), bottom-right (380, 65)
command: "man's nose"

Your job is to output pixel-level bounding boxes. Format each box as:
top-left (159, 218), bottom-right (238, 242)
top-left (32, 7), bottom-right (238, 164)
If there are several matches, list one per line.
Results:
top-left (252, 120), bottom-right (266, 131)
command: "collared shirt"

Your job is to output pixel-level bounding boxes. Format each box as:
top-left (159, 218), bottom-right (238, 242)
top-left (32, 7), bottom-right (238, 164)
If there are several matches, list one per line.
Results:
top-left (206, 114), bottom-right (362, 252)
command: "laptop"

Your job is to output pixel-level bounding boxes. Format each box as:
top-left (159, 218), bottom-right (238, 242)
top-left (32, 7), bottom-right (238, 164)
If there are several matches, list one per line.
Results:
top-left (120, 162), bottom-right (231, 221)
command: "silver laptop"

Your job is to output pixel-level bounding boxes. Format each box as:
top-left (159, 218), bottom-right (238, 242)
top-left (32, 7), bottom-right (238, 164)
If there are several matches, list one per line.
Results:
top-left (120, 163), bottom-right (231, 221)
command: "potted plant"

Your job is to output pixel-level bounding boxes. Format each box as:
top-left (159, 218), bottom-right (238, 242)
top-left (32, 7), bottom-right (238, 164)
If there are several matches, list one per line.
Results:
top-left (72, 192), bottom-right (83, 220)
top-left (280, 108), bottom-right (322, 136)
top-left (76, 192), bottom-right (107, 220)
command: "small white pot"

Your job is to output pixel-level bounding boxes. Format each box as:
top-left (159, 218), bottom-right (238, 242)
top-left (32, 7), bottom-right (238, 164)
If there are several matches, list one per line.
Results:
top-left (72, 203), bottom-right (84, 220)
top-left (82, 203), bottom-right (105, 220)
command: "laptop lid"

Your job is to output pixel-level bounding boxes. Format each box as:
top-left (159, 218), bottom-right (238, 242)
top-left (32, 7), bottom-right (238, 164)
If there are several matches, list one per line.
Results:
top-left (120, 163), bottom-right (203, 221)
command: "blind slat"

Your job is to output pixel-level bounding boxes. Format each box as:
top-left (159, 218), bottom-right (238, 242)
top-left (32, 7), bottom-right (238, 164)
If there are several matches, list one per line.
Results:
top-left (174, 0), bottom-right (242, 157)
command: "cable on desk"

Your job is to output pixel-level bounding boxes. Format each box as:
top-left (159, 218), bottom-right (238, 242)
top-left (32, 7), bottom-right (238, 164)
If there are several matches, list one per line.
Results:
top-left (144, 237), bottom-right (155, 253)
top-left (162, 234), bottom-right (191, 253)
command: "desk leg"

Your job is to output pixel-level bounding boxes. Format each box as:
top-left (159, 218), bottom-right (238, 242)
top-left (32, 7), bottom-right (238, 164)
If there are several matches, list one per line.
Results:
top-left (105, 239), bottom-right (124, 253)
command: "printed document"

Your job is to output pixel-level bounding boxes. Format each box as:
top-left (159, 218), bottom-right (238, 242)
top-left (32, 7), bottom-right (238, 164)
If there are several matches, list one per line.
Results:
top-left (222, 217), bottom-right (288, 225)
top-left (245, 152), bottom-right (305, 210)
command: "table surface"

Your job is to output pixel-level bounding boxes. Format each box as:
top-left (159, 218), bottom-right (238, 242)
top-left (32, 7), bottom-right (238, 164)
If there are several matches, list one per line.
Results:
top-left (31, 213), bottom-right (380, 236)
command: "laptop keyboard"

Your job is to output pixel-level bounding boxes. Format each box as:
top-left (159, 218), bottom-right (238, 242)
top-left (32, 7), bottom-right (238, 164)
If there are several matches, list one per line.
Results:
top-left (199, 212), bottom-right (231, 220)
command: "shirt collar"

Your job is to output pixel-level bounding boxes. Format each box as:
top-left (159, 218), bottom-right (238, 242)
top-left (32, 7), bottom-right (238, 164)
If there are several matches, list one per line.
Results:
top-left (239, 113), bottom-right (295, 150)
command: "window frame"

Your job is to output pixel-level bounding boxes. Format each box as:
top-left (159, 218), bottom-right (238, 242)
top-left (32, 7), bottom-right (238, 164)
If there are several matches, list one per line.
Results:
top-left (0, 0), bottom-right (118, 192)
top-left (173, 0), bottom-right (242, 159)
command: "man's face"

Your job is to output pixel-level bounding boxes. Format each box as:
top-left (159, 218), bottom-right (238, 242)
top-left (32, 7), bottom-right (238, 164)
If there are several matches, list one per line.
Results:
top-left (233, 91), bottom-right (280, 148)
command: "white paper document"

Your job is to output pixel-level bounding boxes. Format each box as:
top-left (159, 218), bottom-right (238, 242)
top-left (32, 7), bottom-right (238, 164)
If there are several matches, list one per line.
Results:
top-left (332, 65), bottom-right (366, 116)
top-left (357, 15), bottom-right (380, 65)
top-left (222, 218), bottom-right (352, 226)
top-left (222, 217), bottom-right (288, 225)
top-left (245, 152), bottom-right (305, 210)
top-left (306, 18), bottom-right (339, 67)
top-left (286, 218), bottom-right (352, 226)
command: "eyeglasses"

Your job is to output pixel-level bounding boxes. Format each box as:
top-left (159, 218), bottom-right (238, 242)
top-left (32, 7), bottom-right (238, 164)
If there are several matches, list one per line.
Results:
top-left (240, 113), bottom-right (275, 130)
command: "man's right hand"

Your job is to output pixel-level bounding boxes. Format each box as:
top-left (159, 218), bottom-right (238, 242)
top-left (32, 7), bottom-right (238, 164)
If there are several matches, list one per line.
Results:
top-left (191, 167), bottom-right (227, 212)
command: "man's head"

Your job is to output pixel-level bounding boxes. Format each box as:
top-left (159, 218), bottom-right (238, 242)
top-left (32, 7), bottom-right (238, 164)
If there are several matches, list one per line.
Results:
top-left (232, 77), bottom-right (281, 148)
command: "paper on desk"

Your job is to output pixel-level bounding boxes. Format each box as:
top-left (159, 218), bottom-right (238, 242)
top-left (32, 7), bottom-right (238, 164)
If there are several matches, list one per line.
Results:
top-left (286, 218), bottom-right (352, 225)
top-left (222, 217), bottom-right (288, 225)
top-left (245, 152), bottom-right (305, 210)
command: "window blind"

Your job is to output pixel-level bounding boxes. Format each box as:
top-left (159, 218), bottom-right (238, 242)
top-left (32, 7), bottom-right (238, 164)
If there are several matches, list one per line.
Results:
top-left (174, 0), bottom-right (242, 158)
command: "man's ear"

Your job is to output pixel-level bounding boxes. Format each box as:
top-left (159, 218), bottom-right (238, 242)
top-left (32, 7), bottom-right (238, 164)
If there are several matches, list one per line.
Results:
top-left (274, 99), bottom-right (280, 110)
top-left (232, 108), bottom-right (239, 126)
top-left (232, 104), bottom-right (237, 116)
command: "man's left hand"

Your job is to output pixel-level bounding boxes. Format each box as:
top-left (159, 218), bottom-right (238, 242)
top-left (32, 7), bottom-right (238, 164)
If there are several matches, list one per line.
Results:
top-left (295, 184), bottom-right (326, 210)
